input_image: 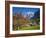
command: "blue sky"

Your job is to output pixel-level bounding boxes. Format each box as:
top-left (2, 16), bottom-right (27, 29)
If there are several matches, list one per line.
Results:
top-left (13, 7), bottom-right (40, 16)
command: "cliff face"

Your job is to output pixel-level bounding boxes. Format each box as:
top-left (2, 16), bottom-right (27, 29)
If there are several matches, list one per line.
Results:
top-left (13, 13), bottom-right (29, 26)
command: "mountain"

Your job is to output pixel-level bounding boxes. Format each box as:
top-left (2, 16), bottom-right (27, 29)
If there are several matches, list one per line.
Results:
top-left (33, 9), bottom-right (40, 19)
top-left (22, 12), bottom-right (34, 20)
top-left (13, 9), bottom-right (40, 20)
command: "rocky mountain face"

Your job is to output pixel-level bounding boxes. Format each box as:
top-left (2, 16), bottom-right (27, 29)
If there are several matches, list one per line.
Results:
top-left (13, 9), bottom-right (40, 26)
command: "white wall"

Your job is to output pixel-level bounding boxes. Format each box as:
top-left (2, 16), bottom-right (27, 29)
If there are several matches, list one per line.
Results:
top-left (0, 0), bottom-right (5, 38)
top-left (0, 0), bottom-right (46, 38)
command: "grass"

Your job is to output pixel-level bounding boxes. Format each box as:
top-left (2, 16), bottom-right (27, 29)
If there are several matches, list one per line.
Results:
top-left (19, 25), bottom-right (40, 30)
top-left (13, 25), bottom-right (40, 30)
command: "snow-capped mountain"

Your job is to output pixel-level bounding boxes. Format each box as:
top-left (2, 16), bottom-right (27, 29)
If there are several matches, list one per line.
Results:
top-left (23, 12), bottom-right (34, 19)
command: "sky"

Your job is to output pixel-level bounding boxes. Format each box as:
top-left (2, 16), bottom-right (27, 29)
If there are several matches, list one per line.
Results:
top-left (13, 7), bottom-right (40, 16)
